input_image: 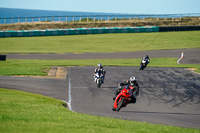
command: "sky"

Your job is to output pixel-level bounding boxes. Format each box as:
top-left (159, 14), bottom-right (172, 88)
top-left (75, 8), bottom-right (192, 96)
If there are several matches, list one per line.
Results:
top-left (0, 0), bottom-right (200, 14)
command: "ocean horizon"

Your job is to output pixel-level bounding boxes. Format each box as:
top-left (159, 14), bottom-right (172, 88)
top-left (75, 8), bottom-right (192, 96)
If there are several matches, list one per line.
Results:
top-left (0, 7), bottom-right (144, 24)
top-left (0, 8), bottom-right (197, 24)
top-left (0, 7), bottom-right (138, 18)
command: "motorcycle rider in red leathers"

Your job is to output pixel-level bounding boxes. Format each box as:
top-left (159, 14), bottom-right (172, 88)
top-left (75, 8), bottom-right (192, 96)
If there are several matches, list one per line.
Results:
top-left (113, 76), bottom-right (139, 103)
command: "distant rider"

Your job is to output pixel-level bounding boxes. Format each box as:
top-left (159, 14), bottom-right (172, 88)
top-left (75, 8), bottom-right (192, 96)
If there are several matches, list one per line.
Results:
top-left (94, 63), bottom-right (106, 83)
top-left (113, 76), bottom-right (139, 103)
top-left (141, 55), bottom-right (150, 66)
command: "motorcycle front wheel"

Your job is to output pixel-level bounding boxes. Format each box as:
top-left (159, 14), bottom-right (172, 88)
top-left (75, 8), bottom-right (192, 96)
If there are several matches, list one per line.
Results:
top-left (97, 79), bottom-right (101, 88)
top-left (116, 97), bottom-right (125, 111)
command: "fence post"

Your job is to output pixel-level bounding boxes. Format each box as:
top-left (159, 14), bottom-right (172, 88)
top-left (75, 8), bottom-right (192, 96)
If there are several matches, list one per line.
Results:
top-left (94, 16), bottom-right (95, 22)
top-left (66, 17), bottom-right (67, 22)
top-left (59, 17), bottom-right (60, 22)
top-left (52, 17), bottom-right (54, 24)
top-left (32, 17), bottom-right (34, 22)
top-left (101, 16), bottom-right (102, 22)
top-left (157, 16), bottom-right (159, 21)
top-left (18, 17), bottom-right (20, 23)
top-left (79, 16), bottom-right (81, 22)
top-left (4, 18), bottom-right (6, 25)
top-left (108, 16), bottom-right (110, 22)
top-left (87, 17), bottom-right (88, 22)
top-left (199, 13), bottom-right (200, 20)
top-left (45, 17), bottom-right (47, 22)
top-left (25, 17), bottom-right (27, 23)
top-left (11, 18), bottom-right (13, 25)
top-left (73, 16), bottom-right (74, 22)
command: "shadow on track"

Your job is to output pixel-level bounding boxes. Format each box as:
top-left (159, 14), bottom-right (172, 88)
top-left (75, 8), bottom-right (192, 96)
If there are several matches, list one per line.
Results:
top-left (122, 111), bottom-right (200, 116)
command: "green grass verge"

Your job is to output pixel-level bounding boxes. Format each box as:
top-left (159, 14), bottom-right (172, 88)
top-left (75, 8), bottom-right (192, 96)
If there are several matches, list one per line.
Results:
top-left (1, 88), bottom-right (199, 133)
top-left (0, 31), bottom-right (200, 54)
top-left (0, 58), bottom-right (199, 76)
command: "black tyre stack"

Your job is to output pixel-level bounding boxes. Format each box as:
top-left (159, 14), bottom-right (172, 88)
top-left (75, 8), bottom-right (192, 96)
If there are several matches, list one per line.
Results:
top-left (159, 26), bottom-right (200, 32)
top-left (0, 55), bottom-right (6, 61)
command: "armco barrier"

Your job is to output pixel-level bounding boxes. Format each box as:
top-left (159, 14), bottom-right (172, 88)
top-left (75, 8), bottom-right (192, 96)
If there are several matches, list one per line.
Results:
top-left (0, 26), bottom-right (159, 37)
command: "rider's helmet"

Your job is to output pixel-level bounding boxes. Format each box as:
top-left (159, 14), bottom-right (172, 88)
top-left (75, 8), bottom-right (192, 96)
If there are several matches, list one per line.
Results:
top-left (98, 63), bottom-right (102, 68)
top-left (145, 55), bottom-right (149, 59)
top-left (130, 76), bottom-right (137, 85)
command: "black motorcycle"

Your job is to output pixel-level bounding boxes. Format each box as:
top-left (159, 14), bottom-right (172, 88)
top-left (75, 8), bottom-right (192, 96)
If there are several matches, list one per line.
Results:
top-left (139, 59), bottom-right (149, 70)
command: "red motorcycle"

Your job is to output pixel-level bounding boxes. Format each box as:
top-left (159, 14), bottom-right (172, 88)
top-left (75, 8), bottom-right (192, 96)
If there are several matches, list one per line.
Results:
top-left (112, 86), bottom-right (134, 111)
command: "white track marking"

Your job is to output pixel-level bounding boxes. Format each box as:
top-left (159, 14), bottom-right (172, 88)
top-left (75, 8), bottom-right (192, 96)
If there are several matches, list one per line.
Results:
top-left (177, 52), bottom-right (184, 64)
top-left (68, 67), bottom-right (72, 111)
top-left (185, 68), bottom-right (200, 75)
top-left (177, 57), bottom-right (182, 64)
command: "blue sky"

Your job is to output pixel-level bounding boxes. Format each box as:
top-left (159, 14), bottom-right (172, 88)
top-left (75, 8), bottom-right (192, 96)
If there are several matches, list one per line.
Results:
top-left (0, 0), bottom-right (199, 14)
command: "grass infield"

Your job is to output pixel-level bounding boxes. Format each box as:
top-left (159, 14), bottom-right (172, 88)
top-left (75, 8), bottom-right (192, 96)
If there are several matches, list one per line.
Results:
top-left (0, 58), bottom-right (199, 76)
top-left (0, 31), bottom-right (200, 54)
top-left (1, 88), bottom-right (199, 133)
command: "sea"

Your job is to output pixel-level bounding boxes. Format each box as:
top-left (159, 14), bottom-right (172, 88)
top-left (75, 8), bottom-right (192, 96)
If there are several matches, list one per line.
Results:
top-left (0, 8), bottom-right (140, 24)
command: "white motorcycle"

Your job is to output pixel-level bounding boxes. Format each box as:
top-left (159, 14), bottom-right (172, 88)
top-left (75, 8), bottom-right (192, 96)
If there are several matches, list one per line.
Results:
top-left (140, 59), bottom-right (149, 70)
top-left (94, 72), bottom-right (103, 88)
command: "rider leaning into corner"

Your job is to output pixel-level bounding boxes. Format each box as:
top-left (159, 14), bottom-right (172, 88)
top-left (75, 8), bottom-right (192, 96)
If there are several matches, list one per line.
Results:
top-left (94, 63), bottom-right (106, 83)
top-left (113, 76), bottom-right (139, 103)
top-left (141, 55), bottom-right (150, 65)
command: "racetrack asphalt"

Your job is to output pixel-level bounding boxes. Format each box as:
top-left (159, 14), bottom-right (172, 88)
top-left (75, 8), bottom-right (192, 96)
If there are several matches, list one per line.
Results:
top-left (1, 48), bottom-right (200, 128)
top-left (6, 48), bottom-right (200, 64)
top-left (69, 66), bottom-right (200, 128)
top-left (0, 66), bottom-right (200, 128)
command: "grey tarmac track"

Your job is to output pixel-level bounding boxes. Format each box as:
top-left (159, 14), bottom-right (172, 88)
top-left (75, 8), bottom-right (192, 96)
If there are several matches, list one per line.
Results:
top-left (1, 48), bottom-right (200, 128)
top-left (1, 66), bottom-right (199, 128)
top-left (6, 48), bottom-right (200, 64)
top-left (0, 76), bottom-right (68, 101)
top-left (69, 66), bottom-right (200, 129)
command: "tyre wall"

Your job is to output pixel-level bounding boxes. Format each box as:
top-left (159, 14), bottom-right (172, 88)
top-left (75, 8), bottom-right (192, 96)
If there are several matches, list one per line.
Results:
top-left (159, 26), bottom-right (200, 32)
top-left (0, 26), bottom-right (159, 37)
top-left (1, 26), bottom-right (199, 38)
top-left (0, 55), bottom-right (6, 61)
